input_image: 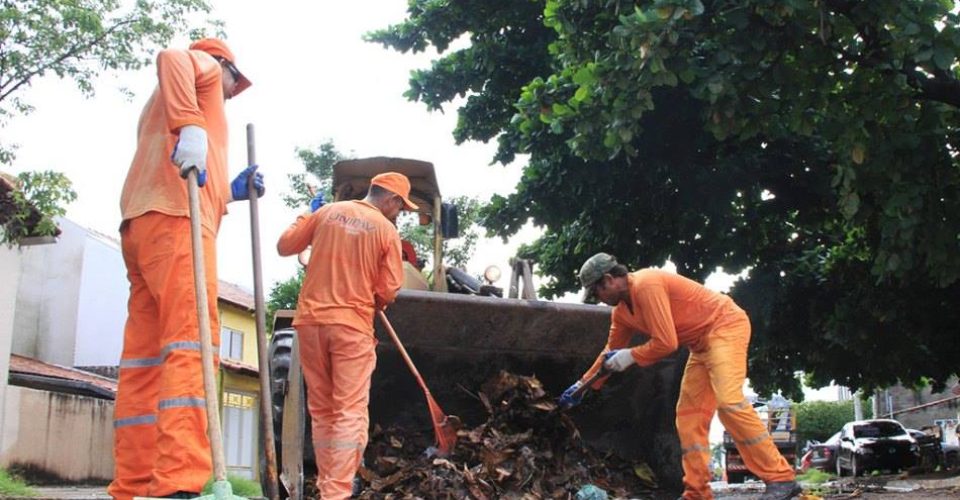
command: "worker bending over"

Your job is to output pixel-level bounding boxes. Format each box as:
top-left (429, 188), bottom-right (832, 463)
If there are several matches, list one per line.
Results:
top-left (559, 253), bottom-right (800, 500)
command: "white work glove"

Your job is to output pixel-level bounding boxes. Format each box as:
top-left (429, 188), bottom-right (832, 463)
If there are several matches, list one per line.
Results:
top-left (171, 125), bottom-right (208, 183)
top-left (603, 349), bottom-right (637, 372)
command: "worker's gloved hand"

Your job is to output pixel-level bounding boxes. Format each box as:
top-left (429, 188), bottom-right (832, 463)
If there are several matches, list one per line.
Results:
top-left (558, 381), bottom-right (584, 409)
top-left (230, 165), bottom-right (265, 201)
top-left (603, 349), bottom-right (636, 372)
top-left (310, 192), bottom-right (325, 212)
top-left (171, 125), bottom-right (208, 187)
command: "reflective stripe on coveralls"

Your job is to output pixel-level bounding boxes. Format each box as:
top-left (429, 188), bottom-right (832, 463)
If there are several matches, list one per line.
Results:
top-left (298, 324), bottom-right (378, 500)
top-left (675, 315), bottom-right (793, 500)
top-left (108, 213), bottom-right (221, 500)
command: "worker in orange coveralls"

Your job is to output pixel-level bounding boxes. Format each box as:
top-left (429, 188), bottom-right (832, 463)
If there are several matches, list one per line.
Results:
top-left (277, 172), bottom-right (412, 499)
top-left (558, 253), bottom-right (800, 500)
top-left (110, 39), bottom-right (263, 500)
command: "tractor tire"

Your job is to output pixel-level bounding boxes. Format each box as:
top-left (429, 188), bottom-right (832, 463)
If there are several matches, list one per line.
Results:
top-left (261, 328), bottom-right (315, 499)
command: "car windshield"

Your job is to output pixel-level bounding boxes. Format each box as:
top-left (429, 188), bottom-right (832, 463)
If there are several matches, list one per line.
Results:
top-left (824, 432), bottom-right (841, 445)
top-left (853, 422), bottom-right (907, 438)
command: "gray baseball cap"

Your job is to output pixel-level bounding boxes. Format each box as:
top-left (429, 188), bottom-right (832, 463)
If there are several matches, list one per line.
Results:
top-left (579, 252), bottom-right (617, 302)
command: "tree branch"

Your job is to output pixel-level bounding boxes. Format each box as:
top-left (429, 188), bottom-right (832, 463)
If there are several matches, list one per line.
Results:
top-left (0, 17), bottom-right (138, 104)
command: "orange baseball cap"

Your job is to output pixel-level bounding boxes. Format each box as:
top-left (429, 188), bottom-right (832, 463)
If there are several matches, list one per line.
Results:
top-left (371, 172), bottom-right (418, 211)
top-left (189, 38), bottom-right (252, 96)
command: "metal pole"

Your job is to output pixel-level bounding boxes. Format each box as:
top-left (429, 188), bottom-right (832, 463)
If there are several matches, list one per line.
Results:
top-left (246, 124), bottom-right (280, 500)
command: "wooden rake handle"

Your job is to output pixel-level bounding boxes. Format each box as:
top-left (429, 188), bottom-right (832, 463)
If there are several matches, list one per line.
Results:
top-left (377, 310), bottom-right (431, 395)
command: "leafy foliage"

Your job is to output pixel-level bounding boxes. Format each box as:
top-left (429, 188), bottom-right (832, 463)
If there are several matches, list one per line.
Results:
top-left (371, 0), bottom-right (960, 395)
top-left (266, 267), bottom-right (303, 334)
top-left (281, 140), bottom-right (349, 209)
top-left (0, 170), bottom-right (76, 246)
top-left (795, 399), bottom-right (862, 446)
top-left (0, 0), bottom-right (217, 163)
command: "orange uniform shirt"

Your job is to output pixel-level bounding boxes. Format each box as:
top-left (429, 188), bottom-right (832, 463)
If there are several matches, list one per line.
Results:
top-left (584, 269), bottom-right (746, 379)
top-left (120, 48), bottom-right (230, 232)
top-left (277, 200), bottom-right (404, 333)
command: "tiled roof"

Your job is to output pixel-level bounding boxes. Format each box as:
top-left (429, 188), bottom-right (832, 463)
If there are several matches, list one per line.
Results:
top-left (9, 354), bottom-right (118, 395)
top-left (220, 358), bottom-right (259, 376)
top-left (218, 280), bottom-right (255, 312)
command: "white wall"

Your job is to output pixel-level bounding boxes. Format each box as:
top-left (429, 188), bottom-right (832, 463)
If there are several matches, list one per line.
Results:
top-left (0, 245), bottom-right (24, 450)
top-left (12, 219), bottom-right (85, 365)
top-left (74, 231), bottom-right (127, 366)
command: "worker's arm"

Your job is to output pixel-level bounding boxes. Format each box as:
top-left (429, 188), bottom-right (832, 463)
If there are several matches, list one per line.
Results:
top-left (157, 49), bottom-right (219, 184)
top-left (580, 317), bottom-right (633, 388)
top-left (374, 233), bottom-right (404, 308)
top-left (628, 282), bottom-right (679, 366)
top-left (277, 213), bottom-right (317, 256)
top-left (156, 49), bottom-right (219, 132)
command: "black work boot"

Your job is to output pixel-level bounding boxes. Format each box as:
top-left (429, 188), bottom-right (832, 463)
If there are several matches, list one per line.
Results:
top-left (759, 480), bottom-right (801, 500)
top-left (159, 492), bottom-right (198, 499)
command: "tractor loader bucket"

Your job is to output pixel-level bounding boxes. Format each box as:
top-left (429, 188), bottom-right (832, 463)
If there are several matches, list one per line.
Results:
top-left (266, 291), bottom-right (688, 497)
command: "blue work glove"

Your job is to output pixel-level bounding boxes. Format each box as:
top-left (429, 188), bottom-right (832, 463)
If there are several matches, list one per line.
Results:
top-left (309, 192), bottom-right (325, 213)
top-left (558, 380), bottom-right (585, 409)
top-left (603, 349), bottom-right (636, 372)
top-left (230, 164), bottom-right (265, 201)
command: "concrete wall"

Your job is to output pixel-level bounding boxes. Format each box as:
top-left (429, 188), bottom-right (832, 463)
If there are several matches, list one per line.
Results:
top-left (74, 229), bottom-right (127, 366)
top-left (0, 386), bottom-right (113, 482)
top-left (13, 219), bottom-right (85, 365)
top-left (0, 245), bottom-right (23, 450)
top-left (884, 377), bottom-right (960, 430)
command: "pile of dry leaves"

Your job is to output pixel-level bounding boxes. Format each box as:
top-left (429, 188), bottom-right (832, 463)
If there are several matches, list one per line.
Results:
top-left (354, 371), bottom-right (657, 499)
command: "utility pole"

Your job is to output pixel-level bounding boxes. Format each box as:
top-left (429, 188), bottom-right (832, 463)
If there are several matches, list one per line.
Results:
top-left (853, 390), bottom-right (863, 421)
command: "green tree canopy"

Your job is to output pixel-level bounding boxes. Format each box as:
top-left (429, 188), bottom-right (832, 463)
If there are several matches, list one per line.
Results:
top-left (0, 0), bottom-right (216, 163)
top-left (369, 0), bottom-right (960, 398)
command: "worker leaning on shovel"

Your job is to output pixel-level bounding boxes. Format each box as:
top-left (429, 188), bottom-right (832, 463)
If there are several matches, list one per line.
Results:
top-left (111, 38), bottom-right (263, 500)
top-left (558, 253), bottom-right (801, 500)
top-left (277, 172), bottom-right (414, 500)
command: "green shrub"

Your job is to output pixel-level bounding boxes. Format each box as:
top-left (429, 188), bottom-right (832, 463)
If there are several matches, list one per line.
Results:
top-left (0, 468), bottom-right (36, 497)
top-left (201, 475), bottom-right (262, 498)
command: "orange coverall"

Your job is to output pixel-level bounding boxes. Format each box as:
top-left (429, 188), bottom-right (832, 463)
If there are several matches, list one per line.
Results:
top-left (277, 200), bottom-right (404, 500)
top-left (110, 48), bottom-right (230, 500)
top-left (580, 270), bottom-right (795, 500)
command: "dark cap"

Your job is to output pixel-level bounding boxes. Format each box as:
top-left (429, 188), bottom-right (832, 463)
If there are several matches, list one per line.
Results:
top-left (578, 252), bottom-right (617, 302)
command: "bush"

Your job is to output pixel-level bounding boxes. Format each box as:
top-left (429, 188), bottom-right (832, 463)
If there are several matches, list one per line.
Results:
top-left (0, 468), bottom-right (36, 497)
top-left (201, 475), bottom-right (262, 498)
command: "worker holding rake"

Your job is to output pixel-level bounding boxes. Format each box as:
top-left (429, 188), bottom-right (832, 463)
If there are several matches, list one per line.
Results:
top-left (277, 172), bottom-right (412, 499)
top-left (111, 38), bottom-right (262, 500)
top-left (559, 253), bottom-right (800, 500)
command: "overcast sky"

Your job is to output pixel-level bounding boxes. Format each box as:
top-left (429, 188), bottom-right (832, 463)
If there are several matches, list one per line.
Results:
top-left (6, 1), bottom-right (538, 295)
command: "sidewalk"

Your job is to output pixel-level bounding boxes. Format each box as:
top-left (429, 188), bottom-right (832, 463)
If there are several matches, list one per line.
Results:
top-left (20, 486), bottom-right (110, 499)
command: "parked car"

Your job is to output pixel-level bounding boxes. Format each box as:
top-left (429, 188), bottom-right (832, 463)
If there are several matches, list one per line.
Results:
top-left (836, 419), bottom-right (919, 477)
top-left (801, 431), bottom-right (841, 472)
top-left (907, 428), bottom-right (960, 471)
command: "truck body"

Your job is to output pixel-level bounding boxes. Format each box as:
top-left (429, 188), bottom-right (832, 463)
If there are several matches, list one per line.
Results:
top-left (265, 158), bottom-right (687, 498)
top-left (723, 399), bottom-right (797, 483)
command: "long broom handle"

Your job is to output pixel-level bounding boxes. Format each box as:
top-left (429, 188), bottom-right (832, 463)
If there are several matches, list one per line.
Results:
top-left (377, 310), bottom-right (431, 396)
top-left (246, 124), bottom-right (280, 500)
top-left (186, 168), bottom-right (228, 482)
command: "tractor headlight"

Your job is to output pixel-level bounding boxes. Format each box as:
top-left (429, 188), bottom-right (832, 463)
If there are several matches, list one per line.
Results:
top-left (484, 265), bottom-right (502, 284)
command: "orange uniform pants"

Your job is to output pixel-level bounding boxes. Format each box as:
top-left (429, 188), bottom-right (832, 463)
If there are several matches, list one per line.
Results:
top-left (675, 315), bottom-right (794, 500)
top-left (297, 324), bottom-right (377, 500)
top-left (108, 212), bottom-right (220, 500)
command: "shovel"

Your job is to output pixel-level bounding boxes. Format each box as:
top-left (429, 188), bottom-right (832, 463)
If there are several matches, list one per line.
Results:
top-left (377, 310), bottom-right (459, 456)
top-left (569, 365), bottom-right (611, 401)
top-left (183, 167), bottom-right (244, 500)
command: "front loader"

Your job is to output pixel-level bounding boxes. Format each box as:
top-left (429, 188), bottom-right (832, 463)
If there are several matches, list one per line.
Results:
top-left (263, 158), bottom-right (688, 498)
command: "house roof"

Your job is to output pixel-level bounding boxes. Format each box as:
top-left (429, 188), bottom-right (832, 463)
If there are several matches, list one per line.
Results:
top-left (218, 280), bottom-right (255, 312)
top-left (9, 354), bottom-right (117, 400)
top-left (221, 358), bottom-right (259, 377)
